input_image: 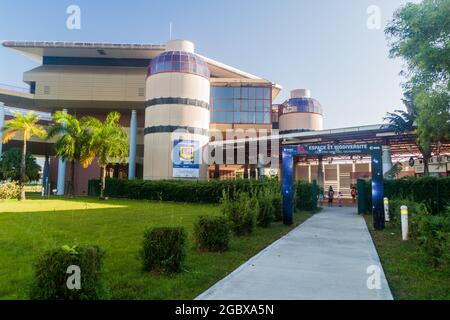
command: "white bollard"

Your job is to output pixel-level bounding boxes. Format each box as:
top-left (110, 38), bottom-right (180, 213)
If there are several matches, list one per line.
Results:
top-left (401, 205), bottom-right (408, 241)
top-left (384, 198), bottom-right (390, 222)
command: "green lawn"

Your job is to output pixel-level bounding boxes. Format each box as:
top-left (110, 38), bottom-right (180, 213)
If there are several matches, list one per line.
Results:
top-left (364, 215), bottom-right (450, 300)
top-left (0, 196), bottom-right (311, 300)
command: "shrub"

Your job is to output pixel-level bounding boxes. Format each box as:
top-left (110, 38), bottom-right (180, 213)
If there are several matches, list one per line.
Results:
top-left (88, 178), bottom-right (277, 204)
top-left (194, 216), bottom-right (230, 252)
top-left (0, 181), bottom-right (23, 200)
top-left (388, 198), bottom-right (429, 238)
top-left (221, 191), bottom-right (257, 236)
top-left (365, 177), bottom-right (450, 215)
top-left (29, 245), bottom-right (106, 300)
top-left (257, 189), bottom-right (275, 228)
top-left (141, 227), bottom-right (187, 273)
top-left (295, 181), bottom-right (319, 211)
top-left (271, 194), bottom-right (283, 222)
top-left (417, 213), bottom-right (450, 267)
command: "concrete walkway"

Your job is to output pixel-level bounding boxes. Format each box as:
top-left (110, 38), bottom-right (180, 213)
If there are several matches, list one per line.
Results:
top-left (197, 206), bottom-right (393, 300)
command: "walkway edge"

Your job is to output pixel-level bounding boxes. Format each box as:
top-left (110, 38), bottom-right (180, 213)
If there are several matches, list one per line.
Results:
top-left (195, 217), bottom-right (314, 300)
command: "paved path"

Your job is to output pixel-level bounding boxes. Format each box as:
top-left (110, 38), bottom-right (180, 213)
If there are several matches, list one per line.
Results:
top-left (197, 206), bottom-right (393, 300)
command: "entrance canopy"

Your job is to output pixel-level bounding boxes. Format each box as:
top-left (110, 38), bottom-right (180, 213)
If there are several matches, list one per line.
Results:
top-left (282, 143), bottom-right (385, 230)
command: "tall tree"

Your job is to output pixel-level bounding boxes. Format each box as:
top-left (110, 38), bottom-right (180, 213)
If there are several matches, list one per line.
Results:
top-left (0, 148), bottom-right (41, 182)
top-left (47, 111), bottom-right (88, 196)
top-left (2, 112), bottom-right (47, 200)
top-left (81, 112), bottom-right (129, 199)
top-left (385, 0), bottom-right (450, 174)
top-left (383, 92), bottom-right (432, 175)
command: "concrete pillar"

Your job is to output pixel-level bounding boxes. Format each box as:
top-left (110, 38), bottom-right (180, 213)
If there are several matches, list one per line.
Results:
top-left (243, 164), bottom-right (249, 179)
top-left (42, 155), bottom-right (50, 196)
top-left (250, 164), bottom-right (257, 180)
top-left (128, 110), bottom-right (137, 180)
top-left (214, 164), bottom-right (220, 179)
top-left (317, 156), bottom-right (324, 189)
top-left (382, 145), bottom-right (393, 177)
top-left (0, 102), bottom-right (5, 158)
top-left (56, 109), bottom-right (67, 196)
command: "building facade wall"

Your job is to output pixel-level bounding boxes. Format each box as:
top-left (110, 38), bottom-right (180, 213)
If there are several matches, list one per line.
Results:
top-left (144, 71), bottom-right (210, 180)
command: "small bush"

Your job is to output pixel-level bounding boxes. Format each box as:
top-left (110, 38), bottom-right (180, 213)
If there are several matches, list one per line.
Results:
top-left (0, 181), bottom-right (23, 200)
top-left (194, 216), bottom-right (230, 252)
top-left (141, 227), bottom-right (187, 273)
top-left (295, 181), bottom-right (319, 211)
top-left (29, 245), bottom-right (106, 300)
top-left (388, 198), bottom-right (429, 237)
top-left (221, 191), bottom-right (257, 236)
top-left (271, 194), bottom-right (283, 222)
top-left (417, 213), bottom-right (450, 267)
top-left (257, 189), bottom-right (275, 228)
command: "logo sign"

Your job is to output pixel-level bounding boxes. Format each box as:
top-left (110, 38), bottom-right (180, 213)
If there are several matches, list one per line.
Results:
top-left (409, 157), bottom-right (415, 167)
top-left (173, 140), bottom-right (200, 178)
top-left (284, 144), bottom-right (381, 156)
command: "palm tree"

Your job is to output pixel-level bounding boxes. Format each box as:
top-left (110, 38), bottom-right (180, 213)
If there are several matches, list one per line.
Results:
top-left (383, 93), bottom-right (432, 175)
top-left (47, 111), bottom-right (88, 196)
top-left (81, 112), bottom-right (129, 199)
top-left (2, 112), bottom-right (47, 200)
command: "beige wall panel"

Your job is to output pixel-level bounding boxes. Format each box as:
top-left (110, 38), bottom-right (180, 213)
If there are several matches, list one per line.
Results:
top-left (145, 105), bottom-right (209, 129)
top-left (146, 73), bottom-right (210, 103)
top-left (279, 113), bottom-right (323, 132)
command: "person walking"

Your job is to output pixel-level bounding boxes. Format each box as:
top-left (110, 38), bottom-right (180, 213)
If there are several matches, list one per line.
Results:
top-left (328, 186), bottom-right (335, 207)
top-left (338, 192), bottom-right (343, 207)
top-left (318, 189), bottom-right (324, 207)
top-left (351, 186), bottom-right (357, 204)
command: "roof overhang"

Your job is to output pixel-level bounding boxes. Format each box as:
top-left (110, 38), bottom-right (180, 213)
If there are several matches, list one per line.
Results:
top-left (2, 40), bottom-right (279, 82)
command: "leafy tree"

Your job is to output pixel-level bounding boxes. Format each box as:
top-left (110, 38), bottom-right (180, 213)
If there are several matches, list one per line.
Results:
top-left (2, 112), bottom-right (47, 200)
top-left (383, 92), bottom-right (432, 175)
top-left (385, 0), bottom-right (450, 174)
top-left (47, 112), bottom-right (89, 196)
top-left (415, 88), bottom-right (450, 155)
top-left (81, 112), bottom-right (129, 199)
top-left (0, 148), bottom-right (41, 181)
top-left (386, 0), bottom-right (450, 88)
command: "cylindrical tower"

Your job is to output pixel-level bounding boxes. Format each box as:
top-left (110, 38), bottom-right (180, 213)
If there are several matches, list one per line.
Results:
top-left (279, 89), bottom-right (323, 134)
top-left (144, 40), bottom-right (211, 180)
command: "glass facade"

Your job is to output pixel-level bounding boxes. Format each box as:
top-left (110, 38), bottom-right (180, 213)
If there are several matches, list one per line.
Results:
top-left (280, 98), bottom-right (323, 115)
top-left (210, 86), bottom-right (272, 124)
top-left (148, 51), bottom-right (210, 78)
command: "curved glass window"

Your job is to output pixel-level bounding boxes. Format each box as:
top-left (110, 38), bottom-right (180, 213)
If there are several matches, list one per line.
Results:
top-left (210, 86), bottom-right (272, 124)
top-left (148, 51), bottom-right (210, 78)
top-left (281, 98), bottom-right (323, 115)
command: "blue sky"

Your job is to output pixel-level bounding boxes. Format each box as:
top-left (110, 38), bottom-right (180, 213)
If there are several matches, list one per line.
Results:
top-left (0, 0), bottom-right (416, 128)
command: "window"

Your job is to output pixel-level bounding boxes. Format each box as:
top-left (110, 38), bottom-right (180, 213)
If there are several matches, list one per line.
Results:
top-left (210, 85), bottom-right (272, 124)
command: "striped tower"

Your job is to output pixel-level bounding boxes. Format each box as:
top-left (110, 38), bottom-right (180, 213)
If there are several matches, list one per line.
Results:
top-left (144, 40), bottom-right (211, 180)
top-left (279, 89), bottom-right (324, 134)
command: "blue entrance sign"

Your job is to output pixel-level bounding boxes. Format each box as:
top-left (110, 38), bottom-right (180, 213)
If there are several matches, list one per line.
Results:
top-left (173, 140), bottom-right (200, 178)
top-left (282, 143), bottom-right (385, 230)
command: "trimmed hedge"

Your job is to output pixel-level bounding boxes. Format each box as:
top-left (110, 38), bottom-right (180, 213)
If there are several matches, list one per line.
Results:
top-left (194, 216), bottom-right (231, 252)
top-left (89, 178), bottom-right (274, 204)
top-left (295, 181), bottom-right (319, 212)
top-left (384, 177), bottom-right (450, 214)
top-left (141, 227), bottom-right (187, 274)
top-left (362, 177), bottom-right (450, 215)
top-left (30, 245), bottom-right (106, 300)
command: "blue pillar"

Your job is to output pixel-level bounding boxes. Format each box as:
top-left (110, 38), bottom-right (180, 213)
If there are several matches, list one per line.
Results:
top-left (56, 109), bottom-right (67, 196)
top-left (282, 148), bottom-right (294, 225)
top-left (0, 102), bottom-right (5, 158)
top-left (371, 146), bottom-right (385, 230)
top-left (128, 109), bottom-right (137, 180)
